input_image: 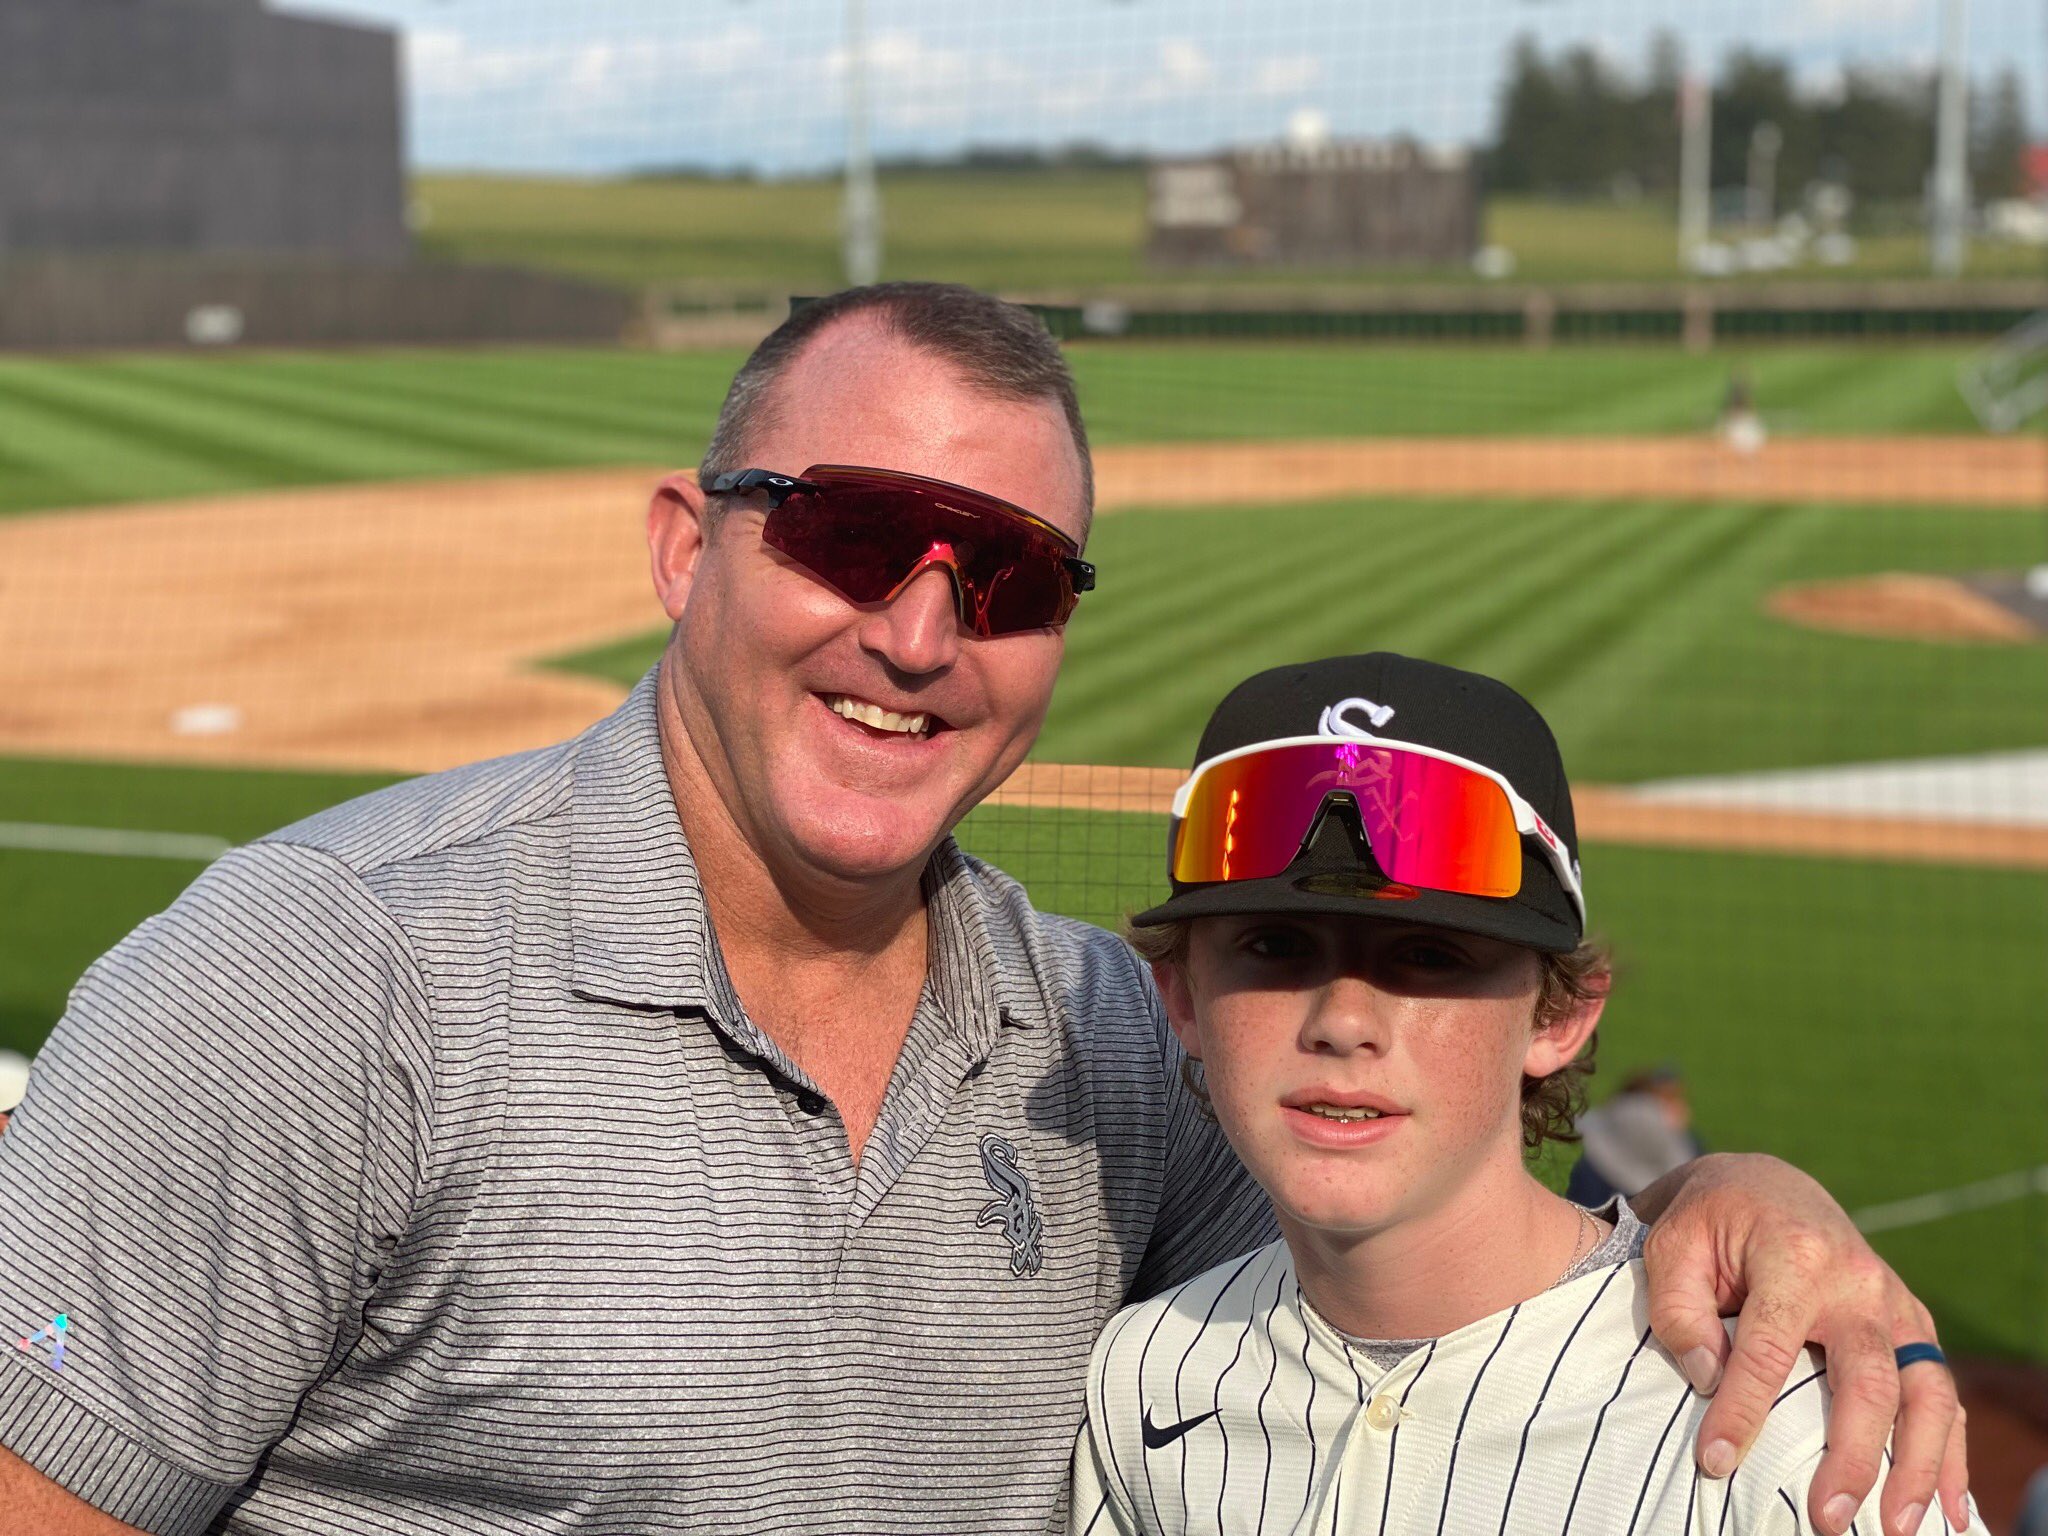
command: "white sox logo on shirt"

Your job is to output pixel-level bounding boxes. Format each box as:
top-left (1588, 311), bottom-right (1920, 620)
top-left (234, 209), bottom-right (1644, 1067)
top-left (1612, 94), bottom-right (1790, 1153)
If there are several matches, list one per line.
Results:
top-left (976, 1133), bottom-right (1043, 1279)
top-left (17, 1312), bottom-right (67, 1371)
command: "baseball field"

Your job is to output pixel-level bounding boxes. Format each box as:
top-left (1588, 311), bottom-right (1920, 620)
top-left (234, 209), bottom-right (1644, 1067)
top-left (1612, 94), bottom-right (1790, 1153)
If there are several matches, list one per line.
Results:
top-left (0, 339), bottom-right (2042, 1377)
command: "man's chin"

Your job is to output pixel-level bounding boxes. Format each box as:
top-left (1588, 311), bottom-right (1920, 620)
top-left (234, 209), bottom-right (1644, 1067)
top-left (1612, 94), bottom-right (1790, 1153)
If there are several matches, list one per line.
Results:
top-left (777, 792), bottom-right (965, 887)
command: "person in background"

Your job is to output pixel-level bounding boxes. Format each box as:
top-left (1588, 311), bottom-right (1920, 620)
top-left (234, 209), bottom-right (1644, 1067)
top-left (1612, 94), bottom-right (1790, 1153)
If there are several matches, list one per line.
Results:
top-left (1567, 1064), bottom-right (1707, 1207)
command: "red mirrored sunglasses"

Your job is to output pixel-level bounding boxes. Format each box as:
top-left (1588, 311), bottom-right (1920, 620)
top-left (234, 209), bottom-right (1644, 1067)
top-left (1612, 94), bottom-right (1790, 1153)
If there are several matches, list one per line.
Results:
top-left (705, 464), bottom-right (1095, 638)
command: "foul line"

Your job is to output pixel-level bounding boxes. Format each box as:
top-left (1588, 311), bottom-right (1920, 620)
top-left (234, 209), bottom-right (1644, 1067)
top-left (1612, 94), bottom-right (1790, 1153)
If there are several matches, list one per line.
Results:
top-left (1851, 1166), bottom-right (2048, 1235)
top-left (0, 822), bottom-right (232, 862)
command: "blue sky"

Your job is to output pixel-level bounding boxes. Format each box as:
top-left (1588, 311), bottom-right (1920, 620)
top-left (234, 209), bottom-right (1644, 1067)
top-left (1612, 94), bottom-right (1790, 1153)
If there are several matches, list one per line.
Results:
top-left (287, 0), bottom-right (2043, 176)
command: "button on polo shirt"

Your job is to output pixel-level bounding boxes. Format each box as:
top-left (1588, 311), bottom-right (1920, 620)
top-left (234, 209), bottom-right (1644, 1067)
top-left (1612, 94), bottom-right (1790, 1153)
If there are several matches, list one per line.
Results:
top-left (0, 668), bottom-right (1275, 1536)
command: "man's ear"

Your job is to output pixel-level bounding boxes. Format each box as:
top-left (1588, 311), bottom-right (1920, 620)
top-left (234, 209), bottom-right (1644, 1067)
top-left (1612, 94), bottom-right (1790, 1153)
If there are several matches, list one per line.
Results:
top-left (648, 472), bottom-right (711, 622)
top-left (1523, 988), bottom-right (1605, 1081)
top-left (1151, 959), bottom-right (1203, 1062)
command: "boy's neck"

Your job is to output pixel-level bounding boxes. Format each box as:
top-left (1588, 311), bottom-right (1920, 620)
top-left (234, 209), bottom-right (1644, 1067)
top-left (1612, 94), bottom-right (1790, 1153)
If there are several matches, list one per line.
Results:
top-left (1283, 1159), bottom-right (1600, 1343)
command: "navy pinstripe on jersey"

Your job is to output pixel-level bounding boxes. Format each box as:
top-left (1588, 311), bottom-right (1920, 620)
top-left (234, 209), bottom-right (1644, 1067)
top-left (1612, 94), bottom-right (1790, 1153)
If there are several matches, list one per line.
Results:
top-left (1071, 1242), bottom-right (1983, 1535)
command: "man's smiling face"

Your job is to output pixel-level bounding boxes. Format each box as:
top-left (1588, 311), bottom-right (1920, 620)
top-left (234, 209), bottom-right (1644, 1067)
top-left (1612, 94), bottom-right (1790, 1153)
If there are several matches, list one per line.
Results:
top-left (655, 317), bottom-right (1089, 889)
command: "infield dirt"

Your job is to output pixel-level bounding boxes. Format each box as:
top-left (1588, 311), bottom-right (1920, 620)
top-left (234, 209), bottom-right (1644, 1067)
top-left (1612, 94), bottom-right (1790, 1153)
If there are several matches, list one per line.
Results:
top-left (3, 434), bottom-right (2042, 865)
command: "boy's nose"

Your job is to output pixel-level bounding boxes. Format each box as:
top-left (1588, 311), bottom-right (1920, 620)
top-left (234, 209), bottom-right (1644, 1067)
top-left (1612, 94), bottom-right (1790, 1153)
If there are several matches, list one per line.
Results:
top-left (1301, 977), bottom-right (1393, 1055)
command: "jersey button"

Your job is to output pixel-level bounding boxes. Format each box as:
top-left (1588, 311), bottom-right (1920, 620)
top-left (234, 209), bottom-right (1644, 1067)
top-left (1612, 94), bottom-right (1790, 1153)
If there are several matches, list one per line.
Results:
top-left (795, 1090), bottom-right (827, 1116)
top-left (1364, 1394), bottom-right (1403, 1432)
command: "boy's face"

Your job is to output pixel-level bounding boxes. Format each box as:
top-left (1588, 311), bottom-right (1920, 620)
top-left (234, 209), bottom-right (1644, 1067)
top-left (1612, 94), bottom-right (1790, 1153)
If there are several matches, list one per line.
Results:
top-left (1155, 913), bottom-right (1601, 1242)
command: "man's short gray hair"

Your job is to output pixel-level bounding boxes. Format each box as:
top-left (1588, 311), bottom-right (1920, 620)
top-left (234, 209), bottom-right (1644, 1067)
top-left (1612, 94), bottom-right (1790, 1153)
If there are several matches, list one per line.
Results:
top-left (698, 282), bottom-right (1094, 533)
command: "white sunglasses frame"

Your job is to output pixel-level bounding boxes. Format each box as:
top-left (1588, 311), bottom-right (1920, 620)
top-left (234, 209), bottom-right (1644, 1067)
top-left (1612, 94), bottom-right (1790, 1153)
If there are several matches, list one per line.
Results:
top-left (1168, 732), bottom-right (1587, 926)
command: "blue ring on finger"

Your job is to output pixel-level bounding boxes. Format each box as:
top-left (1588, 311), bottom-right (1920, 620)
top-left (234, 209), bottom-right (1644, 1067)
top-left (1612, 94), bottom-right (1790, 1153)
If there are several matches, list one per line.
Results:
top-left (1894, 1343), bottom-right (1947, 1370)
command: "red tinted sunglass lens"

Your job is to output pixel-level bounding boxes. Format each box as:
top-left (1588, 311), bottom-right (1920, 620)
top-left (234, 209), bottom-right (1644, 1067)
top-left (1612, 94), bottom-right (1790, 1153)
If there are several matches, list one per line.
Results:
top-left (972, 547), bottom-right (1072, 635)
top-left (763, 487), bottom-right (930, 604)
top-left (763, 470), bottom-right (1081, 635)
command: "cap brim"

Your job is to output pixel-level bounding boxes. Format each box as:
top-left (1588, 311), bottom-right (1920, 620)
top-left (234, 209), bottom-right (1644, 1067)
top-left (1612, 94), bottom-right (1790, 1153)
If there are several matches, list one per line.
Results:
top-left (1130, 876), bottom-right (1572, 950)
top-left (1131, 877), bottom-right (1581, 952)
top-left (1134, 824), bottom-right (1583, 951)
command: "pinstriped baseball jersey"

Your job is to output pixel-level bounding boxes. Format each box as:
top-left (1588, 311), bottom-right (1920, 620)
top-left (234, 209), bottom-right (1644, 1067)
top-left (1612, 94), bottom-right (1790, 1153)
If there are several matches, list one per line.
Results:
top-left (1071, 1241), bottom-right (1983, 1536)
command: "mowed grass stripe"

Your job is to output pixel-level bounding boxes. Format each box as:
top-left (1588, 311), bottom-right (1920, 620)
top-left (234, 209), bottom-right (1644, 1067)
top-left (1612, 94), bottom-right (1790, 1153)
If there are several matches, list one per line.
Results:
top-left (1541, 505), bottom-right (1833, 754)
top-left (1044, 500), bottom-right (1557, 755)
top-left (0, 366), bottom-right (312, 510)
top-left (217, 354), bottom-right (706, 449)
top-left (1491, 503), bottom-right (1780, 705)
top-left (1532, 363), bottom-right (1726, 436)
top-left (0, 360), bottom-right (434, 488)
top-left (1390, 500), bottom-right (1677, 667)
top-left (88, 359), bottom-right (593, 474)
top-left (1050, 498), bottom-right (1480, 723)
top-left (1055, 502), bottom-right (1603, 766)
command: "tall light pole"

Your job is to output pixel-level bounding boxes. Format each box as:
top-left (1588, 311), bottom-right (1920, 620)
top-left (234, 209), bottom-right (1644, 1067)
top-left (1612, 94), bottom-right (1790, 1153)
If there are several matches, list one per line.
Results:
top-left (1678, 69), bottom-right (1711, 265)
top-left (842, 0), bottom-right (882, 286)
top-left (1930, 0), bottom-right (1970, 276)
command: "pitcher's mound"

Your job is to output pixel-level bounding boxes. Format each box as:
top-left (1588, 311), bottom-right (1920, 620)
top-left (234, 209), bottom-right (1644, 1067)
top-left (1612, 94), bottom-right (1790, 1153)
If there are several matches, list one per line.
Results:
top-left (1768, 571), bottom-right (2046, 644)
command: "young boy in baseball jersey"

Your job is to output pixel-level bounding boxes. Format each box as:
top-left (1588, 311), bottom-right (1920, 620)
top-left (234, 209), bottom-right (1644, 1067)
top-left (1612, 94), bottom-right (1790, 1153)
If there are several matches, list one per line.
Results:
top-left (1070, 653), bottom-right (1975, 1536)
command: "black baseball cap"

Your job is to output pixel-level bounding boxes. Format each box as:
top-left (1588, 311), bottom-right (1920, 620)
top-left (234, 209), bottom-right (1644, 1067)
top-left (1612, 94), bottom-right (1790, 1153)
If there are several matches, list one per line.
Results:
top-left (1131, 653), bottom-right (1584, 952)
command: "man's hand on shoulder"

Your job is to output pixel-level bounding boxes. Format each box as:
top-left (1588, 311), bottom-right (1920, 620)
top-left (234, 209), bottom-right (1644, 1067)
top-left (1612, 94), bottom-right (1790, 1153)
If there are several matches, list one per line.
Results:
top-left (1633, 1152), bottom-right (1969, 1536)
top-left (0, 1446), bottom-right (146, 1534)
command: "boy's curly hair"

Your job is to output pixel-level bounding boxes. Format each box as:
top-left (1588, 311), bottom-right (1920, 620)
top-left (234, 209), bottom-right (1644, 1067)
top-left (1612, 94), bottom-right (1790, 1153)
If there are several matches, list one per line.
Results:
top-left (1126, 920), bottom-right (1610, 1153)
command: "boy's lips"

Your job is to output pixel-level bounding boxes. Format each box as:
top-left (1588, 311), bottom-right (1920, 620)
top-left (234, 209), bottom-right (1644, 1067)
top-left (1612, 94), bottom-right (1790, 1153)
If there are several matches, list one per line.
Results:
top-left (1281, 1088), bottom-right (1404, 1116)
top-left (1280, 1089), bottom-right (1408, 1148)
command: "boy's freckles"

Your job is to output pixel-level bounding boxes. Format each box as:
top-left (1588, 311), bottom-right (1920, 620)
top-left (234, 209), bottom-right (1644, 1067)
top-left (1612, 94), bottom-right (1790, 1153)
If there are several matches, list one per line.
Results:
top-left (1175, 915), bottom-right (1549, 1238)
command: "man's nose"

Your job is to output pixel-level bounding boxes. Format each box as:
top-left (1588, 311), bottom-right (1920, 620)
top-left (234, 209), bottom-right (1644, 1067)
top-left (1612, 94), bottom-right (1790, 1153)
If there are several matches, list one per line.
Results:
top-left (859, 563), bottom-right (963, 674)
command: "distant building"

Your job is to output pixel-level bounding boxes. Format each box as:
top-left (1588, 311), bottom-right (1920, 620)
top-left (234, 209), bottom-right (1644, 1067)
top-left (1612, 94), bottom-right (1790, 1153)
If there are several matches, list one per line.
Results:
top-left (2024, 144), bottom-right (2048, 201)
top-left (0, 0), bottom-right (407, 262)
top-left (1146, 140), bottom-right (1480, 271)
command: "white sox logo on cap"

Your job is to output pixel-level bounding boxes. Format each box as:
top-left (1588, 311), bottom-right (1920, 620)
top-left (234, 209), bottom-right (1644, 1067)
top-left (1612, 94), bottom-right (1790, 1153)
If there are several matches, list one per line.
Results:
top-left (1317, 697), bottom-right (1395, 735)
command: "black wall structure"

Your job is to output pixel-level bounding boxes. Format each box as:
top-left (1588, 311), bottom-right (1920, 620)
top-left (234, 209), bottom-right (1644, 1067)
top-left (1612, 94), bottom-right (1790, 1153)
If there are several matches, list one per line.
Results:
top-left (0, 0), bottom-right (407, 263)
top-left (0, 0), bottom-right (634, 348)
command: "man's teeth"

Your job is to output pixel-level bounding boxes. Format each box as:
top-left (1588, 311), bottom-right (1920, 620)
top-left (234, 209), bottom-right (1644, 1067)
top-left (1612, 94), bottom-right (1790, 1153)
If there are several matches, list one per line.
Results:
top-left (1304, 1104), bottom-right (1386, 1122)
top-left (827, 695), bottom-right (930, 737)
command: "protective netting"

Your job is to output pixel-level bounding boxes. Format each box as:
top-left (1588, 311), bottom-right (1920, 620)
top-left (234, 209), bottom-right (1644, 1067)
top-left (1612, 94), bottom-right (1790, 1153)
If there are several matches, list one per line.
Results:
top-left (1, 0), bottom-right (2043, 1425)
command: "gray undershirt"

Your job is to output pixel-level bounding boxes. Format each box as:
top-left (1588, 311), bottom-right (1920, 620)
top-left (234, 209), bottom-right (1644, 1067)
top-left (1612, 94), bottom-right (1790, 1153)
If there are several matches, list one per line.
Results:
top-left (1338, 1197), bottom-right (1647, 1368)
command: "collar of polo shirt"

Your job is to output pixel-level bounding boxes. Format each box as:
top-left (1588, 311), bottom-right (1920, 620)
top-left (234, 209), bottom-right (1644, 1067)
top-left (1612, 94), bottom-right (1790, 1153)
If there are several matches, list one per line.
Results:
top-left (563, 669), bottom-right (1052, 1044)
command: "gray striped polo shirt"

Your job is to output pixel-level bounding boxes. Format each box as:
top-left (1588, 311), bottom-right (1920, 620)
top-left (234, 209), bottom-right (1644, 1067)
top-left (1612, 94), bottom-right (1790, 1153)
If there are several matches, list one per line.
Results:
top-left (0, 669), bottom-right (1276, 1535)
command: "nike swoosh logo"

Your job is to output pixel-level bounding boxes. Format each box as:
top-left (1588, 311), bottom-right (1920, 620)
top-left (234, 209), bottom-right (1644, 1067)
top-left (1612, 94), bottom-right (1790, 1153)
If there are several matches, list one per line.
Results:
top-left (1141, 1408), bottom-right (1218, 1449)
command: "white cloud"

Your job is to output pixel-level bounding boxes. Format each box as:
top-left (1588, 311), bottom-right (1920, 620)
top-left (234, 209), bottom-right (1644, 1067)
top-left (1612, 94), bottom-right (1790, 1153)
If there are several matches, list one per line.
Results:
top-left (1787, 0), bottom-right (1929, 38)
top-left (1251, 54), bottom-right (1326, 97)
top-left (407, 24), bottom-right (771, 113)
top-left (1159, 39), bottom-right (1218, 90)
top-left (404, 29), bottom-right (559, 100)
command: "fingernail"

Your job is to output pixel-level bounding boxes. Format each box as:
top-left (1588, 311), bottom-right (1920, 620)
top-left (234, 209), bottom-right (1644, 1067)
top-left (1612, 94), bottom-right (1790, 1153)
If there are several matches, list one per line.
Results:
top-left (1702, 1439), bottom-right (1737, 1478)
top-left (1824, 1494), bottom-right (1857, 1534)
top-left (1682, 1346), bottom-right (1721, 1394)
top-left (1895, 1502), bottom-right (1924, 1534)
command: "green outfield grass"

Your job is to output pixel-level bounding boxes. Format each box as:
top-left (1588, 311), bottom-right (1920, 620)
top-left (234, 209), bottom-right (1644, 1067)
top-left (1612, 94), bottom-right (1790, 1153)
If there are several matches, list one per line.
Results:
top-left (413, 172), bottom-right (2048, 291)
top-left (555, 493), bottom-right (2048, 782)
top-left (0, 338), bottom-right (2040, 1360)
top-left (5, 788), bottom-right (2038, 1359)
top-left (0, 342), bottom-right (2012, 520)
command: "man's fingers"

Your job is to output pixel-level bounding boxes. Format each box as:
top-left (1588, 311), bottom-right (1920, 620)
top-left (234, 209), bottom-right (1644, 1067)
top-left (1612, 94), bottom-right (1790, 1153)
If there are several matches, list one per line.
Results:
top-left (1795, 1316), bottom-right (1897, 1532)
top-left (1639, 1219), bottom-right (1734, 1398)
top-left (1870, 1347), bottom-right (1954, 1536)
top-left (1694, 1289), bottom-right (1814, 1478)
top-left (1936, 1404), bottom-right (1970, 1532)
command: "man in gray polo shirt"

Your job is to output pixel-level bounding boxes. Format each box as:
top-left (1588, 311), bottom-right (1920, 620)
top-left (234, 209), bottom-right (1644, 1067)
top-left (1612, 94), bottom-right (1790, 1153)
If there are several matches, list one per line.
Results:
top-left (0, 285), bottom-right (1966, 1536)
